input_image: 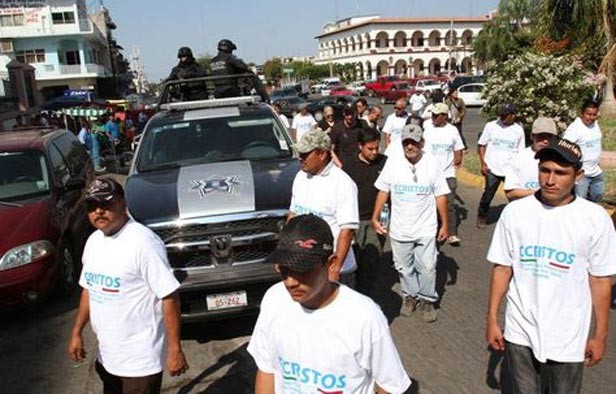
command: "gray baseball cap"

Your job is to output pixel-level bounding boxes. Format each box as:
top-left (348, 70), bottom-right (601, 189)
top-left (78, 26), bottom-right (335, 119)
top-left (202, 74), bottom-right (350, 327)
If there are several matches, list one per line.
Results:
top-left (532, 116), bottom-right (558, 135)
top-left (293, 129), bottom-right (332, 153)
top-left (400, 124), bottom-right (423, 144)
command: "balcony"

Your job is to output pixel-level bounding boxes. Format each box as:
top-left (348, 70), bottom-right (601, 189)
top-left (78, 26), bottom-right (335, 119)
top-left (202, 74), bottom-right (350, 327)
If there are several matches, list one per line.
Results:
top-left (33, 63), bottom-right (110, 80)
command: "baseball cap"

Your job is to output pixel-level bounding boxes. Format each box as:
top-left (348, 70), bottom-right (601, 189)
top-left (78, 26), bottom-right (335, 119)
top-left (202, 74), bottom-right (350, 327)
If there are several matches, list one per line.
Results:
top-left (535, 137), bottom-right (583, 169)
top-left (499, 103), bottom-right (517, 116)
top-left (85, 178), bottom-right (124, 203)
top-left (400, 123), bottom-right (423, 143)
top-left (293, 129), bottom-right (332, 154)
top-left (432, 102), bottom-right (449, 116)
top-left (531, 116), bottom-right (558, 135)
top-left (264, 214), bottom-right (334, 272)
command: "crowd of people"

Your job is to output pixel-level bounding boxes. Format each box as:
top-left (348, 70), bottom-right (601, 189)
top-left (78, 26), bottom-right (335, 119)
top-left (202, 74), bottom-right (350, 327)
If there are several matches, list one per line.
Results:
top-left (62, 70), bottom-right (616, 393)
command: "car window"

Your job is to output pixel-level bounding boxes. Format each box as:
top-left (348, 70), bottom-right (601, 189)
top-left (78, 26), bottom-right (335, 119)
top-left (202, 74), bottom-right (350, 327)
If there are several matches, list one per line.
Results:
top-left (138, 113), bottom-right (293, 172)
top-left (52, 133), bottom-right (87, 176)
top-left (48, 143), bottom-right (71, 187)
top-left (0, 150), bottom-right (51, 200)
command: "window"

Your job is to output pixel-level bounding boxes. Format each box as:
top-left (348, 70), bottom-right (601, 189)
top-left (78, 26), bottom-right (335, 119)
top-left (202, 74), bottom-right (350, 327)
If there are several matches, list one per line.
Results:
top-left (51, 11), bottom-right (75, 24)
top-left (0, 40), bottom-right (14, 53)
top-left (0, 13), bottom-right (25, 26)
top-left (15, 49), bottom-right (46, 63)
top-left (48, 144), bottom-right (71, 186)
top-left (0, 151), bottom-right (51, 200)
top-left (65, 50), bottom-right (81, 65)
top-left (53, 134), bottom-right (87, 177)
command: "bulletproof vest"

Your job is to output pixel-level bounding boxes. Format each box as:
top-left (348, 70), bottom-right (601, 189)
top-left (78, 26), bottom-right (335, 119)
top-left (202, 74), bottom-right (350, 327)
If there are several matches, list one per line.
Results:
top-left (210, 53), bottom-right (233, 75)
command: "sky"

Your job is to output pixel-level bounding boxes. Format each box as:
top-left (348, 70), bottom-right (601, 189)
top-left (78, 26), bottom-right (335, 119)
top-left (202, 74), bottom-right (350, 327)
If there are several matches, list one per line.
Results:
top-left (101, 0), bottom-right (499, 81)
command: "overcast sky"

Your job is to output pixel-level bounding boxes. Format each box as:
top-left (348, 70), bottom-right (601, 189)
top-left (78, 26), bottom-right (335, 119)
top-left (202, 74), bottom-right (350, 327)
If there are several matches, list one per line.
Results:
top-left (101, 0), bottom-right (499, 81)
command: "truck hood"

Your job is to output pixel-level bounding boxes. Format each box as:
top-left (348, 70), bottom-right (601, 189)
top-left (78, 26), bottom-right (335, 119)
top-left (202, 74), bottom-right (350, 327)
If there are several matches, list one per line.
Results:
top-left (0, 199), bottom-right (50, 256)
top-left (126, 159), bottom-right (299, 225)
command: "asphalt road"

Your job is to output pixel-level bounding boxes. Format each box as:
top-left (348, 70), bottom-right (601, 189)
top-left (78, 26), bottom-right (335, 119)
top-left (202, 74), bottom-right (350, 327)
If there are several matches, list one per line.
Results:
top-left (1, 100), bottom-right (614, 394)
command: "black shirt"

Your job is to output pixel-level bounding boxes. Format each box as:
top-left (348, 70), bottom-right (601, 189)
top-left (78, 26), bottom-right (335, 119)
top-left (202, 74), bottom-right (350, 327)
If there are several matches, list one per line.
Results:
top-left (342, 154), bottom-right (387, 220)
top-left (330, 118), bottom-right (369, 165)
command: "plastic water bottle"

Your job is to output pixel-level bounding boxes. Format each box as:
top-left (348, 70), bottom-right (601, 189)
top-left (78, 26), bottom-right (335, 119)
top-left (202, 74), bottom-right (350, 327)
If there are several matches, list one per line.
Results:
top-left (379, 203), bottom-right (390, 229)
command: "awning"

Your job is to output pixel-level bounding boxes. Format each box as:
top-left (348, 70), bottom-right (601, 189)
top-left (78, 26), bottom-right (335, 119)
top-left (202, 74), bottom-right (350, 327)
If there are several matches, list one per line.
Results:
top-left (61, 107), bottom-right (109, 117)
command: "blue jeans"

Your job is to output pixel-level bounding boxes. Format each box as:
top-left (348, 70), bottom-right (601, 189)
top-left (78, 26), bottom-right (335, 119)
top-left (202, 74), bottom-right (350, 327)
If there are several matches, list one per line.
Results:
top-left (478, 172), bottom-right (504, 217)
top-left (91, 133), bottom-right (102, 169)
top-left (505, 342), bottom-right (583, 394)
top-left (390, 237), bottom-right (438, 302)
top-left (446, 177), bottom-right (458, 235)
top-left (576, 172), bottom-right (604, 202)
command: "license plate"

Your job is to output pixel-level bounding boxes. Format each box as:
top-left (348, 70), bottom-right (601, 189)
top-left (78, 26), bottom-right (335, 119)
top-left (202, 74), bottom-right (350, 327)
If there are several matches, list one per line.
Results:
top-left (206, 291), bottom-right (248, 311)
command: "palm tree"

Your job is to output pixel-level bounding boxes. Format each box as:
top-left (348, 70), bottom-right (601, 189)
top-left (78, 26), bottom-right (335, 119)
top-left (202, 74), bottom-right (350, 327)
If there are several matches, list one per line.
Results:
top-left (537, 0), bottom-right (616, 114)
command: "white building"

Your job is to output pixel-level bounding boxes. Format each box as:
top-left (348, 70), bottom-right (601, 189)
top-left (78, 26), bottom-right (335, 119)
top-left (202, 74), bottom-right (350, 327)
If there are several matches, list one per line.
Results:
top-left (314, 15), bottom-right (491, 80)
top-left (0, 0), bottom-right (113, 98)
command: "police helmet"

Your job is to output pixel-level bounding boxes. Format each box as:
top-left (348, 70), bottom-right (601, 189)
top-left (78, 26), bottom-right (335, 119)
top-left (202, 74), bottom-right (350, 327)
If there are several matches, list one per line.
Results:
top-left (218, 39), bottom-right (237, 53)
top-left (177, 46), bottom-right (193, 58)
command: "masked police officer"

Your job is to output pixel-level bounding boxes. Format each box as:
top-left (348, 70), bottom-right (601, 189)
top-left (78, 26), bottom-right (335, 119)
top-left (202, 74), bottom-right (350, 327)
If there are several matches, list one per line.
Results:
top-left (210, 39), bottom-right (268, 101)
top-left (166, 46), bottom-right (207, 100)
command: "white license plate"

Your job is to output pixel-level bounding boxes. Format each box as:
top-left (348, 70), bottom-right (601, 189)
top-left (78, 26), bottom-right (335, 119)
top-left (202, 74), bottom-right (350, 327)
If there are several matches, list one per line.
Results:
top-left (206, 291), bottom-right (248, 311)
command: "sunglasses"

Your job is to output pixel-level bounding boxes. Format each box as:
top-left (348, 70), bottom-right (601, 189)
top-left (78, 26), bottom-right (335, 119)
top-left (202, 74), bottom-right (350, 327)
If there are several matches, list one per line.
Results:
top-left (86, 200), bottom-right (114, 212)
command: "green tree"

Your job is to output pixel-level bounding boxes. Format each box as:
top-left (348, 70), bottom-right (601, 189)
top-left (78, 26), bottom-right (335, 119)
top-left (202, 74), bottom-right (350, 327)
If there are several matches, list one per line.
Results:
top-left (536, 0), bottom-right (616, 114)
top-left (332, 62), bottom-right (360, 82)
top-left (263, 57), bottom-right (283, 82)
top-left (195, 53), bottom-right (213, 73)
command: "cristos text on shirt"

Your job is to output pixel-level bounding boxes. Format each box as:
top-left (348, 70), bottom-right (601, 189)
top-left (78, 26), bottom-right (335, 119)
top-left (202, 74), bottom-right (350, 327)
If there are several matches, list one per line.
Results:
top-left (491, 138), bottom-right (516, 150)
top-left (393, 184), bottom-right (435, 195)
top-left (83, 271), bottom-right (122, 292)
top-left (278, 357), bottom-right (346, 390)
top-left (292, 204), bottom-right (325, 218)
top-left (519, 245), bottom-right (576, 266)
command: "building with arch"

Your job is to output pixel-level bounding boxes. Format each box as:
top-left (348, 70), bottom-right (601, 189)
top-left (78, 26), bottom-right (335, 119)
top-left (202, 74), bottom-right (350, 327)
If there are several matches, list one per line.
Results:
top-left (314, 15), bottom-right (491, 80)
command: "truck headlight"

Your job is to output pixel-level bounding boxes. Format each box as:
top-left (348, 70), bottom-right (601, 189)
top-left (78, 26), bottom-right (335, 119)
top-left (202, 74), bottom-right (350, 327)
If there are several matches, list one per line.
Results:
top-left (0, 241), bottom-right (55, 271)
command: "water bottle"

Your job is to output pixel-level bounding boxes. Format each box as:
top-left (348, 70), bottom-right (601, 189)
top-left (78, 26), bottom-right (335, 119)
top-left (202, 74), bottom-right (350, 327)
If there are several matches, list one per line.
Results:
top-left (379, 203), bottom-right (390, 229)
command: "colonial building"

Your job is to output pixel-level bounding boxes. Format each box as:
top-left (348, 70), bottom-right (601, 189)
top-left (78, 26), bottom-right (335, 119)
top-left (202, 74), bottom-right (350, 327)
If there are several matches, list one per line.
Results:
top-left (0, 0), bottom-right (116, 98)
top-left (314, 15), bottom-right (491, 80)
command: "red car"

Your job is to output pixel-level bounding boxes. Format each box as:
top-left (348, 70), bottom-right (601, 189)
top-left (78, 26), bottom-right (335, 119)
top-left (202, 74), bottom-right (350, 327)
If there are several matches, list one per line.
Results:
top-left (329, 86), bottom-right (355, 96)
top-left (0, 127), bottom-right (93, 307)
top-left (376, 82), bottom-right (415, 104)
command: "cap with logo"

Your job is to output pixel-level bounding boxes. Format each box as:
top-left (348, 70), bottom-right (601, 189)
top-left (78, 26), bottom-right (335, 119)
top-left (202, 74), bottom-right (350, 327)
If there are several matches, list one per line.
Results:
top-left (400, 123), bottom-right (424, 144)
top-left (535, 137), bottom-right (583, 170)
top-left (85, 178), bottom-right (124, 203)
top-left (499, 103), bottom-right (517, 116)
top-left (264, 214), bottom-right (334, 272)
top-left (293, 129), bottom-right (332, 154)
top-left (431, 102), bottom-right (449, 116)
top-left (532, 116), bottom-right (558, 135)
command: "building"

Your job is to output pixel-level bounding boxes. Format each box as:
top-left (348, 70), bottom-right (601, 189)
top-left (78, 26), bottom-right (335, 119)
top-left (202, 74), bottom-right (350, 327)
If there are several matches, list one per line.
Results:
top-left (0, 0), bottom-right (115, 99)
top-left (314, 15), bottom-right (491, 80)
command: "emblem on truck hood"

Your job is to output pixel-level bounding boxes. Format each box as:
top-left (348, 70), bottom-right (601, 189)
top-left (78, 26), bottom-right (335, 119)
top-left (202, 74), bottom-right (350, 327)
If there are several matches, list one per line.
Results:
top-left (190, 175), bottom-right (242, 197)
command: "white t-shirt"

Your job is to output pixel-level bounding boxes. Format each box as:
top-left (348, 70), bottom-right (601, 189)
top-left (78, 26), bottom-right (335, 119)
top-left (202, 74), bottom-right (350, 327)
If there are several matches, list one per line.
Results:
top-left (563, 117), bottom-right (603, 177)
top-left (478, 120), bottom-right (525, 177)
top-left (504, 146), bottom-right (540, 191)
top-left (374, 153), bottom-right (450, 241)
top-left (382, 112), bottom-right (408, 158)
top-left (278, 113), bottom-right (290, 129)
top-left (80, 220), bottom-right (180, 377)
top-left (409, 93), bottom-right (427, 112)
top-left (290, 161), bottom-right (359, 273)
top-left (247, 282), bottom-right (412, 394)
top-left (292, 113), bottom-right (317, 142)
top-left (423, 123), bottom-right (464, 178)
top-left (487, 195), bottom-right (616, 363)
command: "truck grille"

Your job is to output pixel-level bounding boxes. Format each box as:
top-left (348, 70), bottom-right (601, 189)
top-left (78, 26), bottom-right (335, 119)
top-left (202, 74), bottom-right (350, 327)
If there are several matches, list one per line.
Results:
top-left (153, 217), bottom-right (284, 269)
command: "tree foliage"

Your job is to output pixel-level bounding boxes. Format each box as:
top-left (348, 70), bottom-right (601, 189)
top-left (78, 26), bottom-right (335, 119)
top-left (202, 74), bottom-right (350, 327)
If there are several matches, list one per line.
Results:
top-left (195, 53), bottom-right (213, 73)
top-left (263, 57), bottom-right (283, 81)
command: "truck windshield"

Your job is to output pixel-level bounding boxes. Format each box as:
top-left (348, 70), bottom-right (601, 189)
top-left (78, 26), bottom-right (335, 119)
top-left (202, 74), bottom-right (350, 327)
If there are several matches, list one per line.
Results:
top-left (137, 113), bottom-right (294, 172)
top-left (0, 150), bottom-right (51, 200)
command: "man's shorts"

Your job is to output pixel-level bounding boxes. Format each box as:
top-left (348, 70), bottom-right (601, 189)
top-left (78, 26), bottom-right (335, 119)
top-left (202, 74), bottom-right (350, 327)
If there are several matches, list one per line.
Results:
top-left (95, 361), bottom-right (163, 394)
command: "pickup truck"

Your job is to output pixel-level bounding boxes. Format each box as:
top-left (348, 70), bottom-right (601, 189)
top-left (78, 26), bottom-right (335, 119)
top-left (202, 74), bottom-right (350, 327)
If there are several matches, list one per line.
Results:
top-left (364, 76), bottom-right (401, 97)
top-left (374, 82), bottom-right (415, 104)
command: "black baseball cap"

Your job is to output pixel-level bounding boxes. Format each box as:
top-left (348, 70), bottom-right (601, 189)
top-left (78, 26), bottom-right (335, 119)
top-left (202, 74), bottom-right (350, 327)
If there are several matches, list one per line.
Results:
top-left (85, 178), bottom-right (124, 203)
top-left (535, 137), bottom-right (583, 170)
top-left (499, 103), bottom-right (517, 116)
top-left (264, 214), bottom-right (334, 272)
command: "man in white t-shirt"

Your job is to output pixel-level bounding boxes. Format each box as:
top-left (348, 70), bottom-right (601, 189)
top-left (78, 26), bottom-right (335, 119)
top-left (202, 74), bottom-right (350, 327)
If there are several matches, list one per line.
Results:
top-left (382, 97), bottom-right (409, 158)
top-left (504, 116), bottom-right (557, 201)
top-left (486, 137), bottom-right (616, 394)
top-left (562, 100), bottom-right (604, 202)
top-left (248, 214), bottom-right (411, 394)
top-left (372, 124), bottom-right (450, 322)
top-left (477, 103), bottom-right (525, 228)
top-left (291, 103), bottom-right (317, 142)
top-left (423, 102), bottom-right (464, 245)
top-left (290, 129), bottom-right (360, 288)
top-left (409, 90), bottom-right (427, 116)
top-left (68, 179), bottom-right (188, 393)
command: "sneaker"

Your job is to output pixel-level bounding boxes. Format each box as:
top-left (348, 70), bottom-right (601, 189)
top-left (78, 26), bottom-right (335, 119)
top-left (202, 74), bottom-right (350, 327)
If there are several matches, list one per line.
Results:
top-left (476, 215), bottom-right (487, 229)
top-left (447, 235), bottom-right (461, 246)
top-left (400, 296), bottom-right (418, 317)
top-left (419, 300), bottom-right (437, 322)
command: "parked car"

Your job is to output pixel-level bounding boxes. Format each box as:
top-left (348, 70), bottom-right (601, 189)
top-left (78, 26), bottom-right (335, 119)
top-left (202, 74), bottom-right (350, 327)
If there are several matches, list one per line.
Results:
top-left (456, 83), bottom-right (487, 106)
top-left (364, 76), bottom-right (401, 97)
top-left (272, 96), bottom-right (309, 118)
top-left (348, 81), bottom-right (366, 96)
top-left (0, 127), bottom-right (94, 308)
top-left (305, 95), bottom-right (356, 121)
top-left (329, 86), bottom-right (354, 96)
top-left (320, 82), bottom-right (340, 97)
top-left (447, 75), bottom-right (486, 92)
top-left (415, 79), bottom-right (444, 93)
top-left (375, 82), bottom-right (415, 104)
top-left (127, 76), bottom-right (299, 323)
top-left (269, 86), bottom-right (300, 102)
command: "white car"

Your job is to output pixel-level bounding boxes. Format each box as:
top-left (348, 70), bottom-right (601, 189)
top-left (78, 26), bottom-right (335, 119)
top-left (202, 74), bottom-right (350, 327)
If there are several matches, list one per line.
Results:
top-left (415, 79), bottom-right (444, 92)
top-left (457, 83), bottom-right (486, 106)
top-left (348, 81), bottom-right (366, 96)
